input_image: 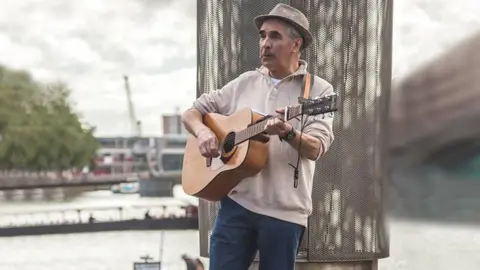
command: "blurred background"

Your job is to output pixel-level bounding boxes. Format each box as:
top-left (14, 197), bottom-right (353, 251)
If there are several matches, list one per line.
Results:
top-left (0, 0), bottom-right (479, 269)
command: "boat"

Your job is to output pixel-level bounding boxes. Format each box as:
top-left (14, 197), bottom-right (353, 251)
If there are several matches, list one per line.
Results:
top-left (111, 181), bottom-right (140, 194)
top-left (0, 203), bottom-right (198, 237)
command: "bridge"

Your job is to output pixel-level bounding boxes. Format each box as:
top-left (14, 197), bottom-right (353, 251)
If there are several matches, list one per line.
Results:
top-left (387, 32), bottom-right (480, 224)
top-left (389, 32), bottom-right (480, 161)
top-left (0, 173), bottom-right (143, 191)
top-left (0, 171), bottom-right (181, 192)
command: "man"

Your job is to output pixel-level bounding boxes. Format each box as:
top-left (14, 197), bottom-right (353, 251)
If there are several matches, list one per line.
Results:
top-left (183, 4), bottom-right (334, 270)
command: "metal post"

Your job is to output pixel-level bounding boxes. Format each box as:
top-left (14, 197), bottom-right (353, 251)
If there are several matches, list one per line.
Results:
top-left (159, 230), bottom-right (165, 262)
top-left (196, 0), bottom-right (393, 265)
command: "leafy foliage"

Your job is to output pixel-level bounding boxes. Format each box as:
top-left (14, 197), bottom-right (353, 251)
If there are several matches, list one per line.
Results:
top-left (0, 65), bottom-right (99, 172)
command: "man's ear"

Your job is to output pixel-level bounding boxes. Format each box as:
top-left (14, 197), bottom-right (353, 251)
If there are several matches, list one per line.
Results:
top-left (294, 38), bottom-right (303, 52)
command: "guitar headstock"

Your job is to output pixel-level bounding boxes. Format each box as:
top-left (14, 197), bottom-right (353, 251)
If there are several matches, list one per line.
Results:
top-left (299, 94), bottom-right (338, 116)
top-left (283, 94), bottom-right (338, 121)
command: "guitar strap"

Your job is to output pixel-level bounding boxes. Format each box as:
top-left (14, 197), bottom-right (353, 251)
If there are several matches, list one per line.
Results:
top-left (290, 72), bottom-right (314, 188)
top-left (300, 72), bottom-right (314, 100)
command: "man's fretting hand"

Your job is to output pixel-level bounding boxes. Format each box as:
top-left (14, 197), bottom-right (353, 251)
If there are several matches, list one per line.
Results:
top-left (263, 108), bottom-right (292, 137)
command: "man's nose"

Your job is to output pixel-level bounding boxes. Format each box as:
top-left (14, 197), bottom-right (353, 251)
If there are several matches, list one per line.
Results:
top-left (261, 38), bottom-right (272, 49)
top-left (261, 39), bottom-right (272, 49)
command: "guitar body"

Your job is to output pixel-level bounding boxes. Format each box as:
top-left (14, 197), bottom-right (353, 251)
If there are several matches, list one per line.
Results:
top-left (181, 107), bottom-right (269, 201)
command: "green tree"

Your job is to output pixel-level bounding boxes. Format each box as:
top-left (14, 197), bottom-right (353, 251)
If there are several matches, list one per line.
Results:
top-left (0, 65), bottom-right (99, 174)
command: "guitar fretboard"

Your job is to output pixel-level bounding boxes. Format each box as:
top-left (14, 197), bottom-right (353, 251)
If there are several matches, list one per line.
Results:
top-left (233, 106), bottom-right (302, 145)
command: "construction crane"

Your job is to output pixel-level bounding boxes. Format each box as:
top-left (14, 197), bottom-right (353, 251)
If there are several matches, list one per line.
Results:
top-left (123, 75), bottom-right (145, 175)
top-left (123, 75), bottom-right (161, 177)
top-left (123, 75), bottom-right (142, 138)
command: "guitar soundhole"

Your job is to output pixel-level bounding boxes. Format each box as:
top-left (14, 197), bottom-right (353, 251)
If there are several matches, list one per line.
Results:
top-left (223, 132), bottom-right (236, 153)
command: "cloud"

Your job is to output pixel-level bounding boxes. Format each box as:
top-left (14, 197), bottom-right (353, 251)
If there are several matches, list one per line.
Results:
top-left (0, 0), bottom-right (479, 136)
top-left (392, 0), bottom-right (480, 79)
top-left (0, 0), bottom-right (196, 136)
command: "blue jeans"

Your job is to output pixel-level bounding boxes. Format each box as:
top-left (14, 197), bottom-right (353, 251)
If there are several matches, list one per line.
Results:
top-left (209, 197), bottom-right (305, 270)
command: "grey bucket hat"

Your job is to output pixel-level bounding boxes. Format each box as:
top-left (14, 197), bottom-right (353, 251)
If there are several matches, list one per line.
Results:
top-left (253, 4), bottom-right (313, 49)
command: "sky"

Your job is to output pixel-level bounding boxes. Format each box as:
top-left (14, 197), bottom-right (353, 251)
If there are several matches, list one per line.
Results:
top-left (0, 0), bottom-right (479, 136)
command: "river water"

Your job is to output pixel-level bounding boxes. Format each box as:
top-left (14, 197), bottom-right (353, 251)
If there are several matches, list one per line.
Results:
top-left (0, 186), bottom-right (478, 270)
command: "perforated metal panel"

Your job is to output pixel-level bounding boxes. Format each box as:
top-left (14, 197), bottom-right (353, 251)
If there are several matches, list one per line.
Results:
top-left (196, 0), bottom-right (392, 262)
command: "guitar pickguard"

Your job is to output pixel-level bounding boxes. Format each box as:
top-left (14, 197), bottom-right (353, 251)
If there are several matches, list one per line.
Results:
top-left (207, 146), bottom-right (238, 171)
top-left (209, 157), bottom-right (226, 171)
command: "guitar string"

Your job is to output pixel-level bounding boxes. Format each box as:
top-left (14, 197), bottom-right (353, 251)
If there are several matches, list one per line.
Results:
top-left (223, 101), bottom-right (328, 151)
top-left (230, 106), bottom-right (302, 145)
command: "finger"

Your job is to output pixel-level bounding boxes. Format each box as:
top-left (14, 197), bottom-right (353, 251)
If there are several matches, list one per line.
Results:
top-left (209, 138), bottom-right (219, 157)
top-left (199, 143), bottom-right (209, 157)
top-left (268, 121), bottom-right (283, 135)
top-left (266, 129), bottom-right (277, 135)
top-left (273, 127), bottom-right (282, 136)
top-left (267, 118), bottom-right (275, 127)
top-left (272, 119), bottom-right (282, 130)
top-left (264, 119), bottom-right (273, 133)
top-left (263, 119), bottom-right (270, 130)
top-left (208, 138), bottom-right (217, 151)
top-left (275, 107), bottom-right (285, 114)
top-left (274, 119), bottom-right (287, 131)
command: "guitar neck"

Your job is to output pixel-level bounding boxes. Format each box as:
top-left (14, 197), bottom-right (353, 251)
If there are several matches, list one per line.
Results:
top-left (234, 106), bottom-right (302, 145)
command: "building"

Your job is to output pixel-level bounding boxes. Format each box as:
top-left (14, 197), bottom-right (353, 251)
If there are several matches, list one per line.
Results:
top-left (162, 113), bottom-right (188, 135)
top-left (94, 137), bottom-right (158, 175)
top-left (92, 112), bottom-right (189, 175)
top-left (94, 135), bottom-right (187, 174)
top-left (155, 134), bottom-right (187, 173)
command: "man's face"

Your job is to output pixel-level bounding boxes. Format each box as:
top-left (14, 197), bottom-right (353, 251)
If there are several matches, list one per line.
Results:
top-left (259, 19), bottom-right (301, 70)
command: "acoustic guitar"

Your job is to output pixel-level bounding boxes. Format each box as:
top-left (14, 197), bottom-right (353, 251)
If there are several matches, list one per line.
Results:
top-left (181, 94), bottom-right (338, 201)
